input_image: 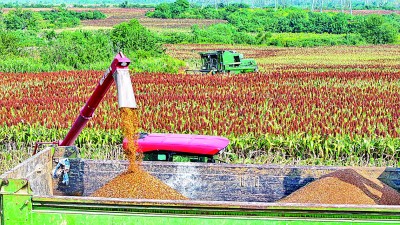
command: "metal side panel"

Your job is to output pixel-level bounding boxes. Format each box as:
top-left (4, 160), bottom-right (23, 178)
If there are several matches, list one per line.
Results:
top-left (1, 194), bottom-right (32, 225)
top-left (28, 196), bottom-right (400, 225)
top-left (77, 160), bottom-right (400, 203)
top-left (0, 178), bottom-right (33, 225)
top-left (0, 149), bottom-right (53, 196)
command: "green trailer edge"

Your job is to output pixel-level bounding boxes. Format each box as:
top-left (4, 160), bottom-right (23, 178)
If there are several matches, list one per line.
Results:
top-left (2, 178), bottom-right (400, 225)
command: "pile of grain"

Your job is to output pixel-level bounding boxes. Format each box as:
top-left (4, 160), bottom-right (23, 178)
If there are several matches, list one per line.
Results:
top-left (92, 108), bottom-right (187, 200)
top-left (279, 168), bottom-right (400, 205)
top-left (91, 165), bottom-right (187, 200)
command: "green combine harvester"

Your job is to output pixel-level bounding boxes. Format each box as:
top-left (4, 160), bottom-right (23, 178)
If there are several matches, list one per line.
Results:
top-left (187, 50), bottom-right (258, 74)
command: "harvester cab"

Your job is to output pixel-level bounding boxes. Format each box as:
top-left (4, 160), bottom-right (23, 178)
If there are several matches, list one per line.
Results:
top-left (196, 50), bottom-right (258, 74)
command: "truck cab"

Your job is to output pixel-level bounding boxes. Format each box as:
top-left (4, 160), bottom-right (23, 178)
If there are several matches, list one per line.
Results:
top-left (123, 133), bottom-right (230, 163)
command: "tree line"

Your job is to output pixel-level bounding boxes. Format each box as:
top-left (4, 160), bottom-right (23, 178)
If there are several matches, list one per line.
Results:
top-left (149, 0), bottom-right (399, 44)
top-left (188, 0), bottom-right (398, 10)
top-left (0, 8), bottom-right (106, 30)
top-left (0, 18), bottom-right (184, 73)
top-left (1, 0), bottom-right (398, 9)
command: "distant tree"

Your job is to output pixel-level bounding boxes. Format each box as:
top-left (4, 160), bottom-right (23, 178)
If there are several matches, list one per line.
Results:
top-left (287, 10), bottom-right (309, 32)
top-left (4, 9), bottom-right (43, 30)
top-left (191, 24), bottom-right (200, 43)
top-left (119, 1), bottom-right (128, 8)
top-left (0, 30), bottom-right (19, 55)
top-left (190, 23), bottom-right (256, 44)
top-left (92, 10), bottom-right (106, 19)
top-left (200, 7), bottom-right (221, 19)
top-left (172, 0), bottom-right (190, 16)
top-left (330, 13), bottom-right (350, 34)
top-left (225, 4), bottom-right (241, 13)
top-left (41, 30), bottom-right (114, 70)
top-left (308, 12), bottom-right (332, 33)
top-left (111, 19), bottom-right (162, 54)
top-left (276, 16), bottom-right (291, 32)
top-left (38, 9), bottom-right (105, 29)
top-left (358, 14), bottom-right (397, 44)
top-left (175, 0), bottom-right (190, 9)
top-left (150, 3), bottom-right (172, 18)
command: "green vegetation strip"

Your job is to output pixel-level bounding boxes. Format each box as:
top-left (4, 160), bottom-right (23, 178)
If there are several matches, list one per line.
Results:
top-left (1, 124), bottom-right (400, 174)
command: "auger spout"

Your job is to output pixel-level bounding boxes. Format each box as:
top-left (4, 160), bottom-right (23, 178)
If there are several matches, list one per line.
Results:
top-left (60, 52), bottom-right (136, 146)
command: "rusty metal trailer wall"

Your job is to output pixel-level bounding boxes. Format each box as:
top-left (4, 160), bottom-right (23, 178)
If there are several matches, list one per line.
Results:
top-left (63, 158), bottom-right (400, 202)
top-left (2, 148), bottom-right (400, 203)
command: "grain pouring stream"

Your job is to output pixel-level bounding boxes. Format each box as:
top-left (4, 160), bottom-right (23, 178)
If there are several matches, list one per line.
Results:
top-left (92, 108), bottom-right (187, 200)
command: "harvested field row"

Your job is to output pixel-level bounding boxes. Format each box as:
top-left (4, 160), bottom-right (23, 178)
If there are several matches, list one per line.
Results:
top-left (2, 7), bottom-right (150, 15)
top-left (166, 44), bottom-right (400, 68)
top-left (81, 17), bottom-right (226, 28)
top-left (2, 7), bottom-right (225, 29)
top-left (324, 9), bottom-right (400, 15)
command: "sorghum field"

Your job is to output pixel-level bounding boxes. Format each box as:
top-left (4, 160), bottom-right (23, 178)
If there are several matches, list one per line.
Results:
top-left (1, 44), bottom-right (399, 174)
